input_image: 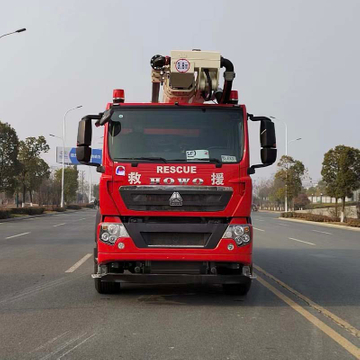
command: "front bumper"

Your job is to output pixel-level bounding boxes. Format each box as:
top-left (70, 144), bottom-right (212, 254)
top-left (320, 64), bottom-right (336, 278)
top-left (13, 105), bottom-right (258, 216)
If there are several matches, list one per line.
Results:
top-left (97, 238), bottom-right (252, 264)
top-left (92, 273), bottom-right (254, 284)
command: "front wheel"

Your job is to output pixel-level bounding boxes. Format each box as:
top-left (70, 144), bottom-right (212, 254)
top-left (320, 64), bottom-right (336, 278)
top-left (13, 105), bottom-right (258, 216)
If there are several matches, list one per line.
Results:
top-left (223, 280), bottom-right (252, 296)
top-left (94, 279), bottom-right (121, 294)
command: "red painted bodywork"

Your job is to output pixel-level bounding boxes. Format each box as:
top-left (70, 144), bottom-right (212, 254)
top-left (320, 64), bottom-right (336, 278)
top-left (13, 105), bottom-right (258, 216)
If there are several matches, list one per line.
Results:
top-left (97, 103), bottom-right (252, 265)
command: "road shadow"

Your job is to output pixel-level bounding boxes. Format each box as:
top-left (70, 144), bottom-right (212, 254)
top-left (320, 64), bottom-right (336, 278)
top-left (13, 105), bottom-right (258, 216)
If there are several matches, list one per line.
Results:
top-left (95, 280), bottom-right (282, 308)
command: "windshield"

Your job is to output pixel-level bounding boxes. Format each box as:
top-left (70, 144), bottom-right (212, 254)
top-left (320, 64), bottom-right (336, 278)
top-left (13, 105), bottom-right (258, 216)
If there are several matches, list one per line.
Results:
top-left (108, 107), bottom-right (243, 163)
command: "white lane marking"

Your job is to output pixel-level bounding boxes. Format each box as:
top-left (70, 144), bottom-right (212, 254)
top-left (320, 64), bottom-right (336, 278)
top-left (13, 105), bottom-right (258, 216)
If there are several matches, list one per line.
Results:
top-left (289, 237), bottom-right (315, 246)
top-left (253, 218), bottom-right (264, 222)
top-left (65, 253), bottom-right (92, 273)
top-left (5, 232), bottom-right (30, 239)
top-left (253, 227), bottom-right (265, 232)
top-left (53, 223), bottom-right (66, 227)
top-left (312, 230), bottom-right (332, 235)
top-left (73, 217), bottom-right (86, 222)
top-left (56, 333), bottom-right (96, 360)
top-left (39, 333), bottom-right (88, 360)
top-left (277, 223), bottom-right (289, 227)
top-left (30, 331), bottom-right (70, 353)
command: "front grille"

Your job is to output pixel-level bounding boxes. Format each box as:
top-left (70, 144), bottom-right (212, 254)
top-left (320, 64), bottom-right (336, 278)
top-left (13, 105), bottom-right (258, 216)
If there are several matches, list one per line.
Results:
top-left (120, 185), bottom-right (233, 212)
top-left (141, 232), bottom-right (210, 247)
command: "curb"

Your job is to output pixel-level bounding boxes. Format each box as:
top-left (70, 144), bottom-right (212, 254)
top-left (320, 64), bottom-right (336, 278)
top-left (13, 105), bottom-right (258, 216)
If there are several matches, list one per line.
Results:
top-left (278, 217), bottom-right (360, 232)
top-left (0, 208), bottom-right (93, 223)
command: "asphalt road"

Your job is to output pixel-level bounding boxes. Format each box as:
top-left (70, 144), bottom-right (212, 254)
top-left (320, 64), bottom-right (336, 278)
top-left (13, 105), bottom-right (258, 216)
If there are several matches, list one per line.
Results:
top-left (0, 210), bottom-right (359, 359)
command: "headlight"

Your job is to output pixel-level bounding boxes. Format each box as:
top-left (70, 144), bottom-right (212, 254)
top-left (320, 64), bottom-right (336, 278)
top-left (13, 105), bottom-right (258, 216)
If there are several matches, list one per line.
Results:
top-left (108, 224), bottom-right (119, 235)
top-left (101, 232), bottom-right (109, 242)
top-left (233, 225), bottom-right (244, 236)
top-left (222, 224), bottom-right (251, 246)
top-left (100, 222), bottom-right (129, 245)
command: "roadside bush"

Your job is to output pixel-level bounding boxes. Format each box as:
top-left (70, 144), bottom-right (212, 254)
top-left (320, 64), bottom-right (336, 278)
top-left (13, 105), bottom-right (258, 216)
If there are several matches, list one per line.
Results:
top-left (0, 210), bottom-right (11, 219)
top-left (66, 204), bottom-right (82, 210)
top-left (347, 219), bottom-right (360, 227)
top-left (26, 207), bottom-right (45, 215)
top-left (281, 212), bottom-right (339, 222)
top-left (52, 207), bottom-right (66, 212)
top-left (281, 212), bottom-right (294, 218)
top-left (10, 207), bottom-right (45, 215)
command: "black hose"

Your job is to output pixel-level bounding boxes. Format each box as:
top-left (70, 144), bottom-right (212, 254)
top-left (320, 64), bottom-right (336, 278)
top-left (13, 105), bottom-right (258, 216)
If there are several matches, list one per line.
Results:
top-left (202, 69), bottom-right (212, 101)
top-left (152, 82), bottom-right (160, 103)
top-left (220, 57), bottom-right (235, 104)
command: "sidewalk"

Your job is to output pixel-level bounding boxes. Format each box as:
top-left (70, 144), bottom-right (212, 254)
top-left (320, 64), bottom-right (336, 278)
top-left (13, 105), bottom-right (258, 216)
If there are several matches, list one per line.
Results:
top-left (258, 209), bottom-right (282, 214)
top-left (0, 208), bottom-right (92, 223)
top-left (279, 217), bottom-right (360, 232)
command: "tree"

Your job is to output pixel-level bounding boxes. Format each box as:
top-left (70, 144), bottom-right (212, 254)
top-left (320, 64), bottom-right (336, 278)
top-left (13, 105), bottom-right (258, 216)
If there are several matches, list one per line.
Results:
top-left (306, 180), bottom-right (327, 197)
top-left (93, 184), bottom-right (99, 199)
top-left (321, 145), bottom-right (360, 221)
top-left (18, 136), bottom-right (50, 203)
top-left (274, 155), bottom-right (306, 210)
top-left (37, 175), bottom-right (61, 206)
top-left (269, 176), bottom-right (286, 207)
top-left (55, 166), bottom-right (79, 204)
top-left (0, 121), bottom-right (20, 196)
top-left (294, 193), bottom-right (310, 210)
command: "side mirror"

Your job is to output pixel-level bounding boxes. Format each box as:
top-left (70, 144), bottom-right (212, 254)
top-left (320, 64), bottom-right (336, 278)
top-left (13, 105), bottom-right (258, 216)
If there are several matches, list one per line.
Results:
top-left (76, 118), bottom-right (92, 164)
top-left (77, 118), bottom-right (92, 146)
top-left (261, 148), bottom-right (277, 164)
top-left (248, 115), bottom-right (277, 174)
top-left (260, 120), bottom-right (276, 148)
top-left (76, 146), bottom-right (91, 163)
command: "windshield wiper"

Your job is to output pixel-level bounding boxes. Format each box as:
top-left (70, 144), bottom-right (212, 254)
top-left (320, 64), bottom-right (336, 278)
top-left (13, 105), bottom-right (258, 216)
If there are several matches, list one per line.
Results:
top-left (168, 158), bottom-right (222, 168)
top-left (114, 157), bottom-right (167, 163)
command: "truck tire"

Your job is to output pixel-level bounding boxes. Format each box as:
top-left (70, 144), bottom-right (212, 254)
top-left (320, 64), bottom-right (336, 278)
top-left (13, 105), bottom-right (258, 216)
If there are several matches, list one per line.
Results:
top-left (223, 279), bottom-right (251, 296)
top-left (94, 279), bottom-right (121, 294)
top-left (93, 250), bottom-right (121, 294)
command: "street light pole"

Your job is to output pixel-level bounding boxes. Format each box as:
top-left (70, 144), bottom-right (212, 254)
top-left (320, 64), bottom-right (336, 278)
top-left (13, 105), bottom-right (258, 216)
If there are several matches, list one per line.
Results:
top-left (88, 167), bottom-right (92, 203)
top-left (270, 116), bottom-right (288, 212)
top-left (270, 117), bottom-right (302, 212)
top-left (0, 28), bottom-right (26, 40)
top-left (61, 105), bottom-right (82, 208)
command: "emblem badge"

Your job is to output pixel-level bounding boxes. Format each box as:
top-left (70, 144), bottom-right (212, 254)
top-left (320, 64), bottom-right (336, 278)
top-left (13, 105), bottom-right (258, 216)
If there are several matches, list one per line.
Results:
top-left (115, 166), bottom-right (125, 176)
top-left (169, 192), bottom-right (183, 207)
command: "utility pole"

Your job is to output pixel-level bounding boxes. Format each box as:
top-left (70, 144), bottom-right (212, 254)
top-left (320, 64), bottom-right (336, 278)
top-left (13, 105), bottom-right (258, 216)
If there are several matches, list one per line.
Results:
top-left (88, 167), bottom-right (92, 203)
top-left (270, 116), bottom-right (302, 212)
top-left (60, 105), bottom-right (82, 207)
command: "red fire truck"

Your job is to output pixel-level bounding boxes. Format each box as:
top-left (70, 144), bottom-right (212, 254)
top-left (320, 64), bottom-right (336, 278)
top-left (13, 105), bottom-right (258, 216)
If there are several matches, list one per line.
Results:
top-left (76, 50), bottom-right (277, 295)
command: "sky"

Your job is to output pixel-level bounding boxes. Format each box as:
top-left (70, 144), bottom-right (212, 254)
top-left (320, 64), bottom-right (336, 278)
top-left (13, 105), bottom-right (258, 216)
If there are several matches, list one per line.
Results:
top-left (1, 0), bottom-right (360, 186)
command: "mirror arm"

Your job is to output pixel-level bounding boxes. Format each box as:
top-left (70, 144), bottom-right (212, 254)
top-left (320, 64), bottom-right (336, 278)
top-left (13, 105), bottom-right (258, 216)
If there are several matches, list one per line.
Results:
top-left (78, 161), bottom-right (105, 173)
top-left (82, 114), bottom-right (102, 122)
top-left (96, 108), bottom-right (114, 127)
top-left (247, 163), bottom-right (272, 175)
top-left (248, 113), bottom-right (272, 123)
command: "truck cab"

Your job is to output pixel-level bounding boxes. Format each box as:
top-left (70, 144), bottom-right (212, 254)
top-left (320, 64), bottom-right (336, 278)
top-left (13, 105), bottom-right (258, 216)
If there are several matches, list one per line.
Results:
top-left (76, 50), bottom-right (276, 295)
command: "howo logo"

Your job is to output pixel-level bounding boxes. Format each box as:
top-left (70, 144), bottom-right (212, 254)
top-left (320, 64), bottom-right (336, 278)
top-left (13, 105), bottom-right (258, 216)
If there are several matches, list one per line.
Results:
top-left (150, 178), bottom-right (204, 185)
top-left (169, 192), bottom-right (183, 207)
